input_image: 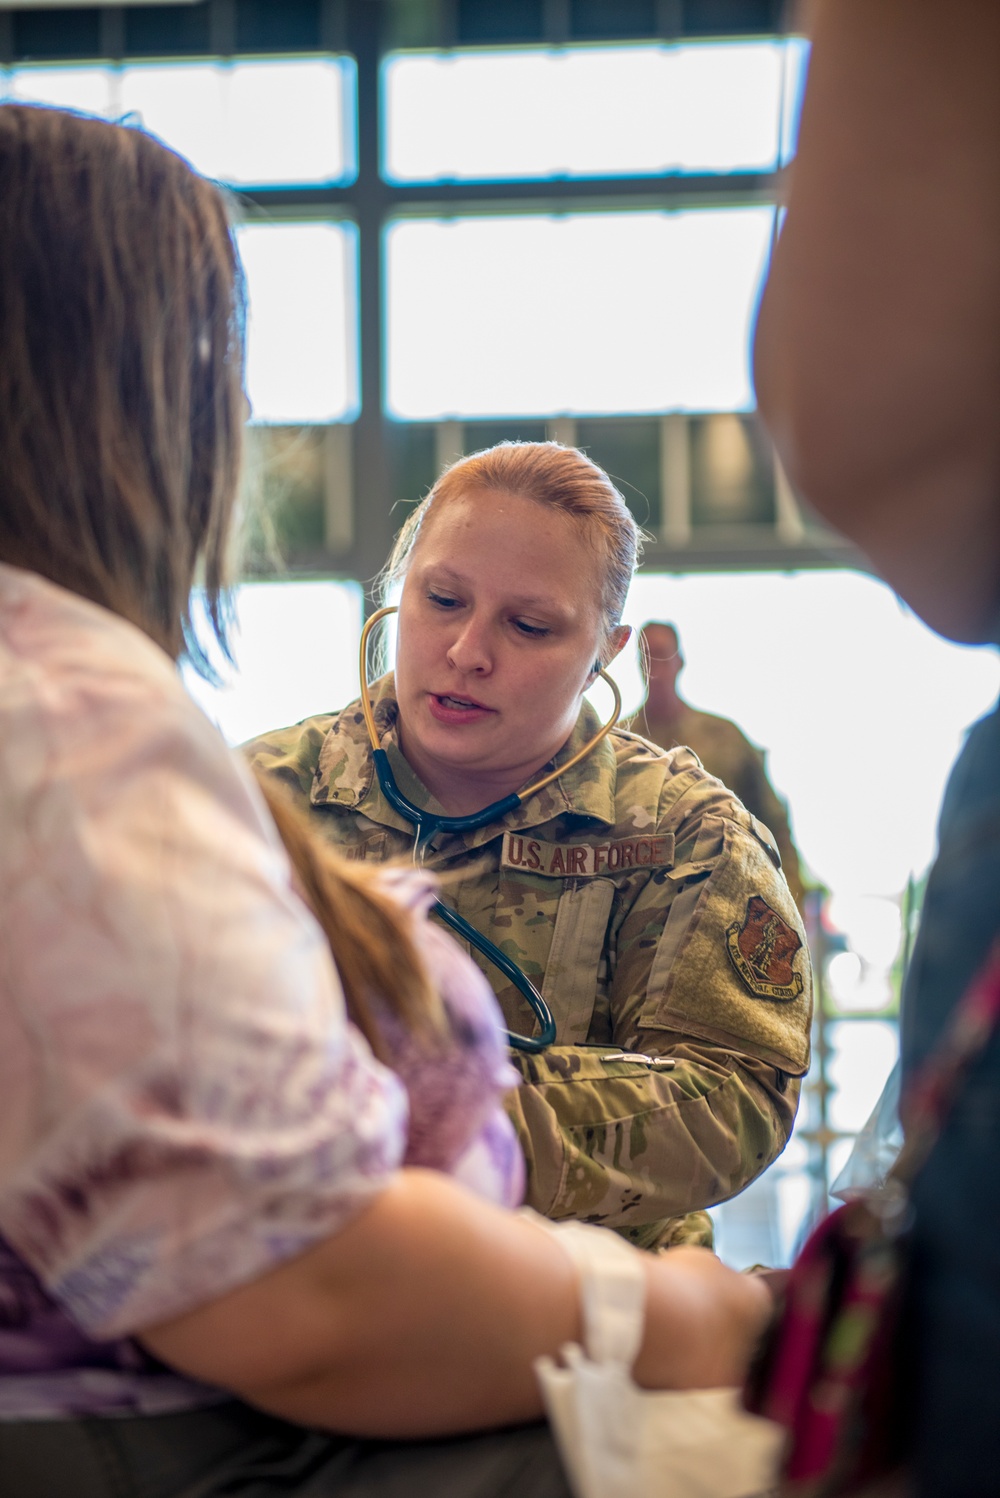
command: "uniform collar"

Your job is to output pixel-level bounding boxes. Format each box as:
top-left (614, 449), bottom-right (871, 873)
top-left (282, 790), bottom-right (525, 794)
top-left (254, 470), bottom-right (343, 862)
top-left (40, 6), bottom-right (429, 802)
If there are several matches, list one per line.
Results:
top-left (311, 671), bottom-right (618, 846)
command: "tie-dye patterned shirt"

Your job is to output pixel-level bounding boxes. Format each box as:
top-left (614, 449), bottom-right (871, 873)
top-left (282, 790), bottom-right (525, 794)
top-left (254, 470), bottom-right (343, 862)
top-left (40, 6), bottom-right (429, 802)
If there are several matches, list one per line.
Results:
top-left (376, 867), bottom-right (524, 1206)
top-left (0, 566), bottom-right (416, 1418)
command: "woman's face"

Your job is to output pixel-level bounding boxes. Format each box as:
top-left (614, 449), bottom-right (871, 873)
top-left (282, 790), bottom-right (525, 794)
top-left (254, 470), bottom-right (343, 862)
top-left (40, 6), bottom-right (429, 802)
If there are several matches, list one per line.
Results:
top-left (394, 490), bottom-right (625, 806)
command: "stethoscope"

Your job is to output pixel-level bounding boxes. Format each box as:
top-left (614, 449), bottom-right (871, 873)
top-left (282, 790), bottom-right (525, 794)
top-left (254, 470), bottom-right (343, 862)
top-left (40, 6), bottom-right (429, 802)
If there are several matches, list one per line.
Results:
top-left (359, 605), bottom-right (622, 1053)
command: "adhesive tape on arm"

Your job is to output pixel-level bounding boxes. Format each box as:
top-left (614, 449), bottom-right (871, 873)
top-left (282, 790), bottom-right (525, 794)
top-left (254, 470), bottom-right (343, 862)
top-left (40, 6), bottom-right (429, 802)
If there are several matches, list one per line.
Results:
top-left (522, 1211), bottom-right (647, 1368)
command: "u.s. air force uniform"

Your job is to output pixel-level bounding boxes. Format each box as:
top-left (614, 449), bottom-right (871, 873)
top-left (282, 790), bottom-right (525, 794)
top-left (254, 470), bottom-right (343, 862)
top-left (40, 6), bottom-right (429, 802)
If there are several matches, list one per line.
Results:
top-left (246, 674), bottom-right (812, 1250)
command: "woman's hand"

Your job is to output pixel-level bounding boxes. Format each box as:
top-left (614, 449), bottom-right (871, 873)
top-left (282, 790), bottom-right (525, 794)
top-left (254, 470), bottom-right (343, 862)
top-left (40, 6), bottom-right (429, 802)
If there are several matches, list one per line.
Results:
top-left (636, 1245), bottom-right (773, 1392)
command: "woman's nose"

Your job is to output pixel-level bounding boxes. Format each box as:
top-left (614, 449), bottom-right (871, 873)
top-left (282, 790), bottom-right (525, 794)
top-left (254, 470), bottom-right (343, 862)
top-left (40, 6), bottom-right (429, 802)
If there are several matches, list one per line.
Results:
top-left (446, 619), bottom-right (493, 674)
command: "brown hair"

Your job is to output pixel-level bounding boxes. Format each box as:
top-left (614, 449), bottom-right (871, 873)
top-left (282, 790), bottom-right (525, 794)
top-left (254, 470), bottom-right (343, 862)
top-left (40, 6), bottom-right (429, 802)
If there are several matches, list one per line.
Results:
top-left (383, 441), bottom-right (642, 664)
top-left (256, 775), bottom-right (444, 1061)
top-left (0, 104), bottom-right (246, 671)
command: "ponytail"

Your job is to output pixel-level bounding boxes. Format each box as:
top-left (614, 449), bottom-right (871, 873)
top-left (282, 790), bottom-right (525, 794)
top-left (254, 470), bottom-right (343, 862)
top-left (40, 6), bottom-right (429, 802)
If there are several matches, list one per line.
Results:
top-left (257, 776), bottom-right (445, 1060)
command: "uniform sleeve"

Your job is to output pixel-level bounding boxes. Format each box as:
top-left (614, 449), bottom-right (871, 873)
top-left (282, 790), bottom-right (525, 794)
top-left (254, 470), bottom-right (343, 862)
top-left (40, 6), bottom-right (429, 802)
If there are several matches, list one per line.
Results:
top-left (505, 780), bottom-right (811, 1233)
top-left (506, 1043), bottom-right (798, 1233)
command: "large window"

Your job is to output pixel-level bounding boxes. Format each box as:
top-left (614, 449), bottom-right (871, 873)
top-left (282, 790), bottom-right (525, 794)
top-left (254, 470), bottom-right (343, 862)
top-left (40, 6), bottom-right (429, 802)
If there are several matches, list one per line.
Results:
top-left (2, 34), bottom-right (805, 435)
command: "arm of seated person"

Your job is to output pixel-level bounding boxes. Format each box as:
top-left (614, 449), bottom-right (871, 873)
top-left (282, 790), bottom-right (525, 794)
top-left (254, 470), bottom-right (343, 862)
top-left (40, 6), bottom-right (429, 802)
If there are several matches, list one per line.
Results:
top-left (139, 1168), bottom-right (771, 1440)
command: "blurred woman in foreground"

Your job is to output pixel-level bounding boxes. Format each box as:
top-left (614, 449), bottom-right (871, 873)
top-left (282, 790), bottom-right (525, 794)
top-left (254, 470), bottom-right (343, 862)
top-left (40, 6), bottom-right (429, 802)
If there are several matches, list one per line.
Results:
top-left (754, 3), bottom-right (1000, 1492)
top-left (0, 104), bottom-right (770, 1496)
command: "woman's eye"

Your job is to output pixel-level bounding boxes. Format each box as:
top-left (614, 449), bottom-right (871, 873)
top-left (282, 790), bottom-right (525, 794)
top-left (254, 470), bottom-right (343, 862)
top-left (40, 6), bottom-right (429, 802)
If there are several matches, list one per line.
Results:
top-left (513, 619), bottom-right (549, 638)
top-left (428, 591), bottom-right (460, 609)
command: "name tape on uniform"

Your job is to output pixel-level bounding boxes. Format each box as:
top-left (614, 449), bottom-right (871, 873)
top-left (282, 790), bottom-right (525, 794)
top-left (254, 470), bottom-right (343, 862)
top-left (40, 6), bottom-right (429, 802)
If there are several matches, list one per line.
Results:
top-left (501, 832), bottom-right (674, 878)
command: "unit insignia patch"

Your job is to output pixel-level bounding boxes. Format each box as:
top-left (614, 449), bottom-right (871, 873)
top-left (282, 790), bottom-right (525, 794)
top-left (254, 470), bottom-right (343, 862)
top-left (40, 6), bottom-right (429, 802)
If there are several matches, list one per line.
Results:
top-left (726, 894), bottom-right (804, 1001)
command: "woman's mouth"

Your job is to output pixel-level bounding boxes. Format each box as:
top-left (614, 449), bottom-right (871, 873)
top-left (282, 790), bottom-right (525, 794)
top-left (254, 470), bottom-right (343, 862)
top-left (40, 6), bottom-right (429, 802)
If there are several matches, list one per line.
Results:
top-left (439, 694), bottom-right (484, 710)
top-left (428, 692), bottom-right (496, 724)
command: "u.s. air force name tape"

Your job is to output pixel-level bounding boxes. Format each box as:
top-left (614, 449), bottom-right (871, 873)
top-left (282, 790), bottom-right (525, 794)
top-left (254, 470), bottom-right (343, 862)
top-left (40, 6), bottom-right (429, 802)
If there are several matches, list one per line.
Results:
top-left (501, 831), bottom-right (675, 878)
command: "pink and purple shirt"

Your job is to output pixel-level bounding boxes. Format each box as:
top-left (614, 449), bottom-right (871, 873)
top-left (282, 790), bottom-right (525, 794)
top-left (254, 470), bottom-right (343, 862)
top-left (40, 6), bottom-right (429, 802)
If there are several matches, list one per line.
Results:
top-left (0, 566), bottom-right (520, 1418)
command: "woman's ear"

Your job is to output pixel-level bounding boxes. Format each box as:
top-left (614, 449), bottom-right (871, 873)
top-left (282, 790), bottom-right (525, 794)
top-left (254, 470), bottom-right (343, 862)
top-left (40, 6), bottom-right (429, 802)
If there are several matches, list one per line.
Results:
top-left (604, 624), bottom-right (631, 667)
top-left (588, 624), bottom-right (630, 681)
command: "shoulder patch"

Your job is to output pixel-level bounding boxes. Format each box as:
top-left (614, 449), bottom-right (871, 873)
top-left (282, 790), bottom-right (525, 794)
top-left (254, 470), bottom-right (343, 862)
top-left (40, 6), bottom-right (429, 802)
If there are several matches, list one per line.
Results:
top-left (726, 894), bottom-right (804, 1001)
top-left (501, 831), bottom-right (674, 878)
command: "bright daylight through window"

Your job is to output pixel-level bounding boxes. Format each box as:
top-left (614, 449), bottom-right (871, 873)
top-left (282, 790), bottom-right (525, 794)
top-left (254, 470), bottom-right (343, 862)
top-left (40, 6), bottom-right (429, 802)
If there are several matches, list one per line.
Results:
top-left (386, 207), bottom-right (774, 417)
top-left (383, 39), bottom-right (809, 181)
top-left (6, 55), bottom-right (356, 185)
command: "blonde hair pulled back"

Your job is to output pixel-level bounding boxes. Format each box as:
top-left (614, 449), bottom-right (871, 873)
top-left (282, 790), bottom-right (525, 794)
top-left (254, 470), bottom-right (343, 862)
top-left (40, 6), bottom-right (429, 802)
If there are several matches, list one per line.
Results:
top-left (383, 441), bottom-right (642, 665)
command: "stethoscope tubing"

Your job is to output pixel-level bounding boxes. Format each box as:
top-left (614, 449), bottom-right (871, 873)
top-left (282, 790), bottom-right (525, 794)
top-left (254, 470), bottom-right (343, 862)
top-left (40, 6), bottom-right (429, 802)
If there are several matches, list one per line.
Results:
top-left (360, 605), bottom-right (622, 1053)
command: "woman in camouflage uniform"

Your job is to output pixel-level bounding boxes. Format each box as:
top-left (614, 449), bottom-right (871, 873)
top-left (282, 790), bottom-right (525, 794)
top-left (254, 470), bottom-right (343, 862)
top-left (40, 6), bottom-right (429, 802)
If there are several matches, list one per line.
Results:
top-left (248, 442), bottom-right (813, 1250)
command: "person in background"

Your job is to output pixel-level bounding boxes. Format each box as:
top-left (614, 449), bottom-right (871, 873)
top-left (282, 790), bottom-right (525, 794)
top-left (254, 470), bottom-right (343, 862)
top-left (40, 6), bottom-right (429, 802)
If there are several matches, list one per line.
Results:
top-left (0, 100), bottom-right (774, 1498)
top-left (247, 441), bottom-right (813, 1255)
top-left (752, 3), bottom-right (1000, 1494)
top-left (630, 621), bottom-right (805, 909)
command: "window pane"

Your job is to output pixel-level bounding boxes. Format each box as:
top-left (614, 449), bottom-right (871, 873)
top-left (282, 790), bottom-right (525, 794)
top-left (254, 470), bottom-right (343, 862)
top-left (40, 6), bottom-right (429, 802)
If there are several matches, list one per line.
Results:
top-left (238, 221), bottom-right (359, 424)
top-left (780, 38), bottom-right (810, 165)
top-left (6, 58), bottom-right (354, 186)
top-left (120, 57), bottom-right (355, 186)
top-left (383, 39), bottom-right (806, 182)
top-left (183, 580), bottom-right (362, 746)
top-left (120, 61), bottom-right (227, 175)
top-left (827, 1022), bottom-right (898, 1135)
top-left (226, 59), bottom-right (356, 185)
top-left (7, 64), bottom-right (113, 115)
top-left (386, 208), bottom-right (773, 418)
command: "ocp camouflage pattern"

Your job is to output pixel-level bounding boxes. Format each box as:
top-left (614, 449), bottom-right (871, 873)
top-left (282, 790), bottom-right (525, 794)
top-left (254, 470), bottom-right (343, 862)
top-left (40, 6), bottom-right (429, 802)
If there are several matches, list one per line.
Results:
top-left (630, 702), bottom-right (805, 909)
top-left (246, 674), bottom-right (813, 1249)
